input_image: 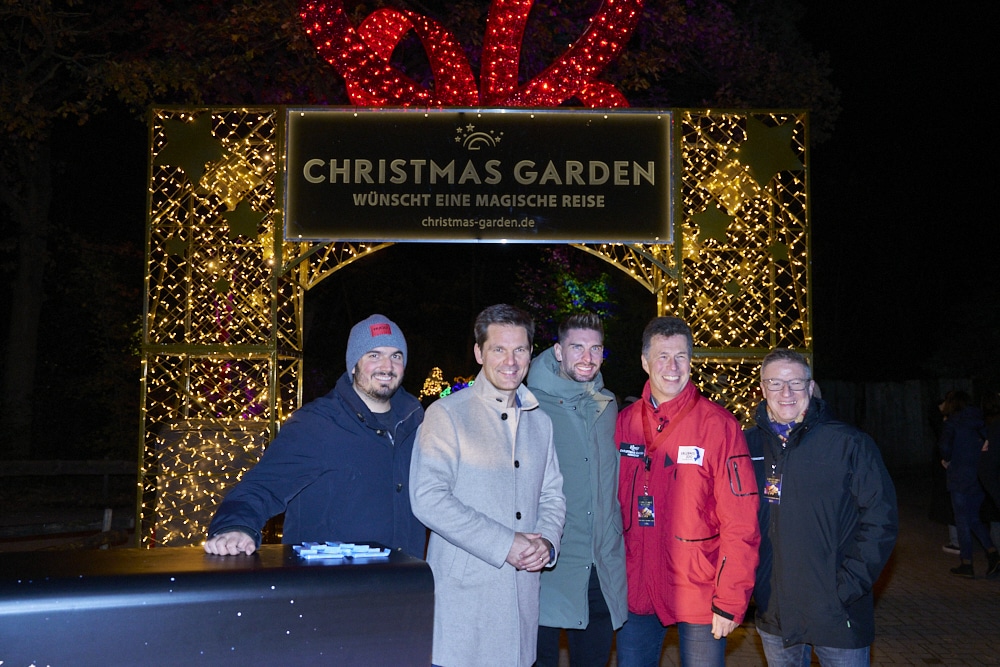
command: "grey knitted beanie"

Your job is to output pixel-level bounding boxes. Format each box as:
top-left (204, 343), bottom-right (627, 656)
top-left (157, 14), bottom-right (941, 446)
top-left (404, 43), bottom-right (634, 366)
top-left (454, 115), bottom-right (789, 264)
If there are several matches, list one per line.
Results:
top-left (346, 314), bottom-right (407, 372)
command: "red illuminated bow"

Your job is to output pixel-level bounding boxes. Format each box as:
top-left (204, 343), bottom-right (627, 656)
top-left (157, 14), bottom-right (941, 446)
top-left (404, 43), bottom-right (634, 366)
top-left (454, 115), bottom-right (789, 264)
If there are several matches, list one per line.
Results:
top-left (299, 0), bottom-right (644, 108)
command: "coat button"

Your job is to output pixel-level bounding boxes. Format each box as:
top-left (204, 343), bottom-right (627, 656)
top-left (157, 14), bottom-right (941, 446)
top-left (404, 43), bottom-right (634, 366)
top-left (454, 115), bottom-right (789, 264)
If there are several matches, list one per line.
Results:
top-left (396, 483), bottom-right (403, 492)
top-left (514, 460), bottom-right (520, 468)
top-left (501, 413), bottom-right (508, 420)
top-left (516, 512), bottom-right (522, 520)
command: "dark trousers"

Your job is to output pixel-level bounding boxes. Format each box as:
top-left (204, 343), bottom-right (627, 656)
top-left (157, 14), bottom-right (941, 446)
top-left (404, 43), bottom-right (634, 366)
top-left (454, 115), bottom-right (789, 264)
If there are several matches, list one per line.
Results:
top-left (951, 487), bottom-right (995, 561)
top-left (535, 568), bottom-right (614, 667)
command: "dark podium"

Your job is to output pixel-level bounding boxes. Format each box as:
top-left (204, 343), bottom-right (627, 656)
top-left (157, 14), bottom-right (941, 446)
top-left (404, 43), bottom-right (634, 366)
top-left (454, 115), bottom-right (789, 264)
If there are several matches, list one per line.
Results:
top-left (0, 544), bottom-right (433, 666)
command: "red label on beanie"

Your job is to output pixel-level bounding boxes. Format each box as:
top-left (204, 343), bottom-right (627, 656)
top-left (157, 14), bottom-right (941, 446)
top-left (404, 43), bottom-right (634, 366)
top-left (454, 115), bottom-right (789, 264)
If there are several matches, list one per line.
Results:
top-left (370, 323), bottom-right (392, 337)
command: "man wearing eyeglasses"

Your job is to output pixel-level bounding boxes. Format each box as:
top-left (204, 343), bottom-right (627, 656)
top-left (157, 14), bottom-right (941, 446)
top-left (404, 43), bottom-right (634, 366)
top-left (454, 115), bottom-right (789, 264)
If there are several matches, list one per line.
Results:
top-left (746, 348), bottom-right (898, 667)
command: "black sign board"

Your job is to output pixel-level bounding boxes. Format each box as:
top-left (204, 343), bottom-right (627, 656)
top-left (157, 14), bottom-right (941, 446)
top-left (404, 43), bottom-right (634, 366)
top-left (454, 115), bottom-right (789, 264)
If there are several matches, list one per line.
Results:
top-left (284, 109), bottom-right (673, 243)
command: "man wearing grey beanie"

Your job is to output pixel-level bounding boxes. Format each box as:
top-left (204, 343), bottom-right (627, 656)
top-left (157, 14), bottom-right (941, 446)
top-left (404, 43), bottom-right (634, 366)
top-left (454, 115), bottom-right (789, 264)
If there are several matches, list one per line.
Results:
top-left (205, 314), bottom-right (426, 558)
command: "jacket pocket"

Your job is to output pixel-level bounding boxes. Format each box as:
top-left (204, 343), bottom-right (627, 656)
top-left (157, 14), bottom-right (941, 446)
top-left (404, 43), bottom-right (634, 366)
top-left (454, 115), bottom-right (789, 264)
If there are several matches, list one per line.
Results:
top-left (444, 545), bottom-right (470, 582)
top-left (727, 454), bottom-right (756, 496)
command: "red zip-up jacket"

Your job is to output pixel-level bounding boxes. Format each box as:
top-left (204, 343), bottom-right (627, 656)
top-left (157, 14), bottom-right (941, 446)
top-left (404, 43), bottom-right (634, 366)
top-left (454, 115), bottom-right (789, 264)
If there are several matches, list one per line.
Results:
top-left (616, 380), bottom-right (759, 625)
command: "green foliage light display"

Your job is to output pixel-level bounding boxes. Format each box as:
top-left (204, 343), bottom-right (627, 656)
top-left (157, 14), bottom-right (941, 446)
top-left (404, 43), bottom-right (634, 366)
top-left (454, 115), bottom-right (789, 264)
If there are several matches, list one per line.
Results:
top-left (517, 247), bottom-right (616, 348)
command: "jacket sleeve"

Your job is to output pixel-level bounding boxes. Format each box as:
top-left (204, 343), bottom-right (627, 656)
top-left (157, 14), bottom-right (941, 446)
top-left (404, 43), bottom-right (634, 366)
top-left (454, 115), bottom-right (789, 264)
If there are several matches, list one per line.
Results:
top-left (837, 432), bottom-right (898, 606)
top-left (710, 415), bottom-right (761, 623)
top-left (939, 420), bottom-right (956, 462)
top-left (534, 431), bottom-right (566, 560)
top-left (409, 405), bottom-right (520, 569)
top-left (207, 416), bottom-right (325, 546)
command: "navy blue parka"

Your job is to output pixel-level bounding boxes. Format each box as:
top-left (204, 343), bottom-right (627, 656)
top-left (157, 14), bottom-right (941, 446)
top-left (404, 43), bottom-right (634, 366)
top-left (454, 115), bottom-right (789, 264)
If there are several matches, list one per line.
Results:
top-left (747, 396), bottom-right (897, 649)
top-left (208, 371), bottom-right (426, 557)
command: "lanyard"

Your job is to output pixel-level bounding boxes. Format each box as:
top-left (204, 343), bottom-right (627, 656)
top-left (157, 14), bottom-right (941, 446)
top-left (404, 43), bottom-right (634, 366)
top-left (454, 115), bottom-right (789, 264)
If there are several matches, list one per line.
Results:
top-left (639, 395), bottom-right (696, 492)
top-left (769, 420), bottom-right (795, 475)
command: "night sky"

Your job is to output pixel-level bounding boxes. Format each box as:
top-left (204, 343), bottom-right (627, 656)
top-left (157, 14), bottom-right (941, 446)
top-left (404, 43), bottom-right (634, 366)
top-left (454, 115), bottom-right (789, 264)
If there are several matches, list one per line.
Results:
top-left (802, 1), bottom-right (997, 380)
top-left (47, 1), bottom-right (998, 388)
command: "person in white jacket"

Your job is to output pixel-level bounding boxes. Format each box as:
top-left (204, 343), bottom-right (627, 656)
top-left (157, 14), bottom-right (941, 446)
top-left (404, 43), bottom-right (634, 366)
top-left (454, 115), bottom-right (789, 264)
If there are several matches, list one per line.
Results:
top-left (410, 304), bottom-right (566, 667)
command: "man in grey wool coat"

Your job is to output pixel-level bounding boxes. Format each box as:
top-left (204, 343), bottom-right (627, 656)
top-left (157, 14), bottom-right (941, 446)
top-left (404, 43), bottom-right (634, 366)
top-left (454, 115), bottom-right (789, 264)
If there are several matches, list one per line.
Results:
top-left (409, 304), bottom-right (566, 667)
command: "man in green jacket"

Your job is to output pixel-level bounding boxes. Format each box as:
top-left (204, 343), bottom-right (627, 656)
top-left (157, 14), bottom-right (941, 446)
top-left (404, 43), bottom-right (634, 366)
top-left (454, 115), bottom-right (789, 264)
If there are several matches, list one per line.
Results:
top-left (527, 312), bottom-right (628, 667)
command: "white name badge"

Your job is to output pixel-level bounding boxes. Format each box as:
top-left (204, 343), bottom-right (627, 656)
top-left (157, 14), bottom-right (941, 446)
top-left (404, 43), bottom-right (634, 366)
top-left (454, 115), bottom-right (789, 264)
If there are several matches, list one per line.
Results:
top-left (677, 446), bottom-right (705, 466)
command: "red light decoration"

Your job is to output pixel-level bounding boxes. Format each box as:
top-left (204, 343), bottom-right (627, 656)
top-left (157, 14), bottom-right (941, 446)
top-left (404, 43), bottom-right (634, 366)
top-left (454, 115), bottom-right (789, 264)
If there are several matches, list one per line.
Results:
top-left (299, 0), bottom-right (644, 108)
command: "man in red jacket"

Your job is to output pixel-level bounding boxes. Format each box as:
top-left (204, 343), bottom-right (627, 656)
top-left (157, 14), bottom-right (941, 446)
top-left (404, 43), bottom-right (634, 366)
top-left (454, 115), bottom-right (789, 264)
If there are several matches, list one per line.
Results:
top-left (615, 317), bottom-right (759, 667)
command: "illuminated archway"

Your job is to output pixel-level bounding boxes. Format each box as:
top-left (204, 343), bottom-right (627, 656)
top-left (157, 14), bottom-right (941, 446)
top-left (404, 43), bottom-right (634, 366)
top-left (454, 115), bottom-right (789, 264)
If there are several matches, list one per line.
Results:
top-left (140, 107), bottom-right (809, 546)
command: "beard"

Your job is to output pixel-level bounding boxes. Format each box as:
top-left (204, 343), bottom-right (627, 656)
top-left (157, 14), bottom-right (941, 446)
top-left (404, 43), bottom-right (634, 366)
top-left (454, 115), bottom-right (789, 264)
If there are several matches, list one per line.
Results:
top-left (564, 365), bottom-right (599, 383)
top-left (353, 365), bottom-right (402, 402)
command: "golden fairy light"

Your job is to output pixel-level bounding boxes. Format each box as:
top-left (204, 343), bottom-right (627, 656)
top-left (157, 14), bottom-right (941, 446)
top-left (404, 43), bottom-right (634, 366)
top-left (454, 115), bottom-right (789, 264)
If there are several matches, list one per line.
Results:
top-left (141, 106), bottom-right (809, 548)
top-left (420, 367), bottom-right (450, 401)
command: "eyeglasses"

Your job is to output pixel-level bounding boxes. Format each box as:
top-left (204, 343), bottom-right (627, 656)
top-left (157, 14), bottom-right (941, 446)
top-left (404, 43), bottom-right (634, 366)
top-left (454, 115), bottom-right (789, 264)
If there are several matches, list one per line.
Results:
top-left (761, 378), bottom-right (810, 392)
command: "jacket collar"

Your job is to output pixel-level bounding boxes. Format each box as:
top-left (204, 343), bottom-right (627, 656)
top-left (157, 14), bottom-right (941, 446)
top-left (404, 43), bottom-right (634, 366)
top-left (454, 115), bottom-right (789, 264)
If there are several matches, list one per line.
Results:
top-left (333, 371), bottom-right (420, 427)
top-left (752, 395), bottom-right (828, 445)
top-left (641, 377), bottom-right (698, 419)
top-left (471, 368), bottom-right (539, 411)
top-left (526, 346), bottom-right (609, 402)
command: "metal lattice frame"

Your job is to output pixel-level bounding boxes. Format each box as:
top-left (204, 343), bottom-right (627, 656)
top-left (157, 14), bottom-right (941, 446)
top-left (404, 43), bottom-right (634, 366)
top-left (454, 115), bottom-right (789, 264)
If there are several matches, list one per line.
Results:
top-left (139, 108), bottom-right (809, 546)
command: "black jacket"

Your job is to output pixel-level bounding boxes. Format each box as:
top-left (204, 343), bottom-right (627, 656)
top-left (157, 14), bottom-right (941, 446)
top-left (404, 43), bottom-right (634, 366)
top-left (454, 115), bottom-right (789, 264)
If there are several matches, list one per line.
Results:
top-left (939, 405), bottom-right (985, 494)
top-left (208, 372), bottom-right (426, 557)
top-left (746, 397), bottom-right (897, 648)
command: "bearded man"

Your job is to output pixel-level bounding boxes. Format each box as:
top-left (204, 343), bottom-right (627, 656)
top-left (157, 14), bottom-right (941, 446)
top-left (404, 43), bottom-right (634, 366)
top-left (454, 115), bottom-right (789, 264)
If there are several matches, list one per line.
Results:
top-left (205, 314), bottom-right (426, 558)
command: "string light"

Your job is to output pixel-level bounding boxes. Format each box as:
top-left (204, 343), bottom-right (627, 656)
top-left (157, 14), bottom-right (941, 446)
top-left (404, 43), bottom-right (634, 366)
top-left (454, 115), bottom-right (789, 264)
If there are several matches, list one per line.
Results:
top-left (439, 376), bottom-right (476, 398)
top-left (298, 0), bottom-right (642, 108)
top-left (419, 367), bottom-right (450, 401)
top-left (140, 39), bottom-right (809, 548)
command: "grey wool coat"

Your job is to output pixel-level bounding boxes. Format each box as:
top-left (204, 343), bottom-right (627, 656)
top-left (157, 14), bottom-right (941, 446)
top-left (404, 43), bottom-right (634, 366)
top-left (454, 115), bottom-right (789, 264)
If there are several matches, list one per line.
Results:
top-left (526, 347), bottom-right (628, 631)
top-left (410, 369), bottom-right (566, 667)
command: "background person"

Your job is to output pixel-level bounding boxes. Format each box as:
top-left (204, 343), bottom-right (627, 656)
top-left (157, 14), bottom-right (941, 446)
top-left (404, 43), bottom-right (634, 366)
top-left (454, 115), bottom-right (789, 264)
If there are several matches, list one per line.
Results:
top-left (747, 348), bottom-right (897, 666)
top-left (409, 304), bottom-right (566, 667)
top-left (527, 312), bottom-right (627, 667)
top-left (204, 314), bottom-right (425, 557)
top-left (939, 389), bottom-right (999, 578)
top-left (615, 316), bottom-right (759, 667)
top-left (930, 395), bottom-right (960, 554)
top-left (979, 390), bottom-right (1000, 546)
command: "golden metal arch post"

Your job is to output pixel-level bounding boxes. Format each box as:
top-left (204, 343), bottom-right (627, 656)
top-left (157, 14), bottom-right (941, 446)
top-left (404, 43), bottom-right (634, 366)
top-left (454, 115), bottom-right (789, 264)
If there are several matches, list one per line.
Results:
top-left (140, 108), bottom-right (296, 547)
top-left (139, 108), bottom-right (809, 546)
top-left (677, 110), bottom-right (810, 424)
